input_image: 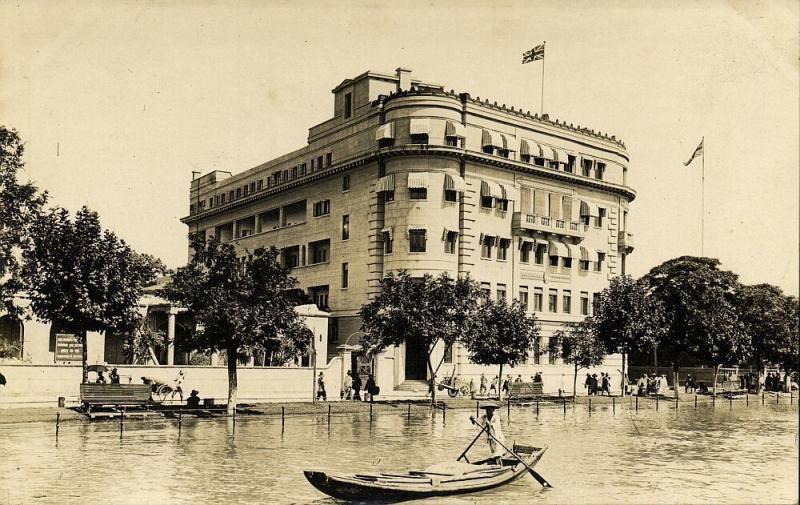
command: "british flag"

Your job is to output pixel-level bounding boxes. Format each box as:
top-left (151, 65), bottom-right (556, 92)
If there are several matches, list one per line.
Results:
top-left (522, 43), bottom-right (545, 64)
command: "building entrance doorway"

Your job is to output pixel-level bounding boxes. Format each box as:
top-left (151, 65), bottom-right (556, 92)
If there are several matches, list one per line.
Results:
top-left (404, 333), bottom-right (428, 381)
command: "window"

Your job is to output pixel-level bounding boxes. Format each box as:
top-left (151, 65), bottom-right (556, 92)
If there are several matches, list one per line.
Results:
top-left (344, 92), bottom-right (352, 118)
top-left (257, 179), bottom-right (263, 191)
top-left (309, 286), bottom-right (329, 311)
top-left (495, 198), bottom-right (509, 211)
top-left (533, 157), bottom-right (545, 166)
top-left (229, 190), bottom-right (235, 201)
top-left (596, 252), bottom-right (605, 272)
top-left (243, 185), bottom-right (249, 197)
top-left (383, 190), bottom-right (395, 203)
top-left (317, 156), bottom-right (324, 170)
top-left (283, 246), bottom-right (300, 268)
top-left (236, 188), bottom-right (242, 199)
top-left (580, 259), bottom-right (590, 271)
top-left (213, 195), bottom-right (219, 207)
top-left (580, 292), bottom-right (590, 315)
top-left (342, 175), bottom-right (350, 192)
top-left (533, 287), bottom-right (543, 312)
top-left (562, 257), bottom-right (572, 269)
top-left (548, 336), bottom-right (559, 365)
top-left (581, 214), bottom-right (591, 226)
top-left (249, 182), bottom-right (256, 193)
top-left (520, 241), bottom-right (532, 263)
top-left (535, 243), bottom-right (546, 265)
top-left (341, 215), bottom-right (350, 240)
top-left (496, 284), bottom-right (507, 301)
top-left (519, 286), bottom-right (529, 311)
top-left (341, 263), bottom-right (349, 289)
top-left (581, 158), bottom-right (593, 177)
top-left (566, 155), bottom-right (576, 173)
top-left (446, 137), bottom-right (463, 148)
top-left (326, 152), bottom-right (332, 167)
top-left (309, 239), bottom-right (331, 264)
top-left (410, 133), bottom-right (429, 144)
top-left (291, 166), bottom-right (298, 179)
top-left (481, 195), bottom-right (493, 208)
top-left (409, 229), bottom-right (427, 252)
top-left (549, 254), bottom-right (559, 267)
top-left (497, 238), bottom-right (510, 261)
top-left (378, 138), bottom-right (395, 148)
top-left (497, 148), bottom-right (510, 158)
top-left (548, 160), bottom-right (560, 170)
top-left (409, 188), bottom-right (427, 200)
top-left (481, 235), bottom-right (494, 259)
top-left (480, 282), bottom-right (491, 299)
top-left (548, 289), bottom-right (558, 312)
top-left (444, 230), bottom-right (458, 254)
top-left (482, 145), bottom-right (494, 155)
top-left (220, 194), bottom-right (226, 204)
top-left (383, 230), bottom-right (393, 254)
top-left (313, 200), bottom-right (331, 217)
top-left (563, 291), bottom-right (572, 314)
top-left (444, 189), bottom-right (458, 202)
top-left (595, 208), bottom-right (606, 228)
top-left (596, 162), bottom-right (605, 180)
top-left (300, 162), bottom-right (307, 175)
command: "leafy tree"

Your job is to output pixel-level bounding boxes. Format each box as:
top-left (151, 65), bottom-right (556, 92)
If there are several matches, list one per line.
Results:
top-left (643, 256), bottom-right (749, 393)
top-left (592, 275), bottom-right (666, 393)
top-left (460, 298), bottom-right (539, 400)
top-left (23, 206), bottom-right (164, 382)
top-left (0, 126), bottom-right (47, 315)
top-left (553, 319), bottom-right (606, 399)
top-left (781, 296), bottom-right (799, 374)
top-left (359, 271), bottom-right (482, 404)
top-left (736, 284), bottom-right (796, 391)
top-left (161, 235), bottom-right (312, 414)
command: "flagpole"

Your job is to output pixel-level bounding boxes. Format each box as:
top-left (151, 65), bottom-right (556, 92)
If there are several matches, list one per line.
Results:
top-left (540, 41), bottom-right (546, 114)
top-left (701, 136), bottom-right (705, 257)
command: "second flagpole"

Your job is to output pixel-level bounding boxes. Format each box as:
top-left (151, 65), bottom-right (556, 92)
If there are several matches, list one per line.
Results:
top-left (701, 136), bottom-right (705, 257)
top-left (540, 41), bottom-right (546, 114)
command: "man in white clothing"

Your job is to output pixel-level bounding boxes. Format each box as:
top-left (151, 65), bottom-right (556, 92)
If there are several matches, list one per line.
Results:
top-left (469, 402), bottom-right (507, 464)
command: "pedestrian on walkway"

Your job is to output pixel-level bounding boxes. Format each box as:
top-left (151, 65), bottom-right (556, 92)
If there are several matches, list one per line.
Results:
top-left (317, 372), bottom-right (327, 401)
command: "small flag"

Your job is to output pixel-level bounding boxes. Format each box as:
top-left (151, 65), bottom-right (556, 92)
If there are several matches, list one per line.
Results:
top-left (522, 43), bottom-right (545, 64)
top-left (683, 138), bottom-right (704, 166)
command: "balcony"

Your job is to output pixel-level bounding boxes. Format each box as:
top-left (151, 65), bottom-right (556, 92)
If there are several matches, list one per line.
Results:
top-left (619, 231), bottom-right (634, 252)
top-left (512, 212), bottom-right (586, 239)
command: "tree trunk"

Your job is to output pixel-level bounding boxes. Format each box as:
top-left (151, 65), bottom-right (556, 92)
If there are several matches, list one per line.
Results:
top-left (81, 330), bottom-right (88, 384)
top-left (226, 347), bottom-right (238, 415)
top-left (498, 364), bottom-right (504, 401)
top-left (712, 363), bottom-right (719, 398)
top-left (621, 352), bottom-right (627, 396)
top-left (573, 363), bottom-right (578, 401)
top-left (427, 353), bottom-right (436, 405)
top-left (674, 369), bottom-right (679, 400)
top-left (756, 354), bottom-right (763, 394)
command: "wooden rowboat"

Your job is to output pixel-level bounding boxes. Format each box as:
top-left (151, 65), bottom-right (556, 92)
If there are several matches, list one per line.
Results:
top-left (304, 444), bottom-right (547, 502)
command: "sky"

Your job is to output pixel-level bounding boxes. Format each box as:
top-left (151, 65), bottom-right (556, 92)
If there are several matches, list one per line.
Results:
top-left (1, 0), bottom-right (797, 295)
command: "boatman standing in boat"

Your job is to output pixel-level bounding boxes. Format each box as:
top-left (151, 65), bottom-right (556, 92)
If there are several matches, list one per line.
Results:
top-left (470, 402), bottom-right (507, 464)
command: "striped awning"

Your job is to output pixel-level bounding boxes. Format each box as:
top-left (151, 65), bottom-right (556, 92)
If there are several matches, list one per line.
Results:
top-left (407, 172), bottom-right (430, 189)
top-left (376, 174), bottom-right (395, 193)
top-left (480, 180), bottom-right (504, 199)
top-left (520, 139), bottom-right (533, 156)
top-left (536, 144), bottom-right (555, 160)
top-left (579, 246), bottom-right (589, 261)
top-left (482, 129), bottom-right (503, 148)
top-left (548, 241), bottom-right (568, 257)
top-left (444, 174), bottom-right (468, 192)
top-left (407, 225), bottom-right (426, 235)
top-left (445, 121), bottom-right (466, 138)
top-left (375, 122), bottom-right (395, 141)
top-left (498, 133), bottom-right (519, 152)
top-left (409, 118), bottom-right (432, 135)
top-left (594, 249), bottom-right (606, 262)
top-left (563, 242), bottom-right (578, 258)
top-left (552, 148), bottom-right (571, 163)
top-left (381, 226), bottom-right (394, 240)
top-left (518, 238), bottom-right (535, 250)
top-left (442, 226), bottom-right (459, 240)
top-left (480, 233), bottom-right (498, 245)
top-left (580, 200), bottom-right (599, 217)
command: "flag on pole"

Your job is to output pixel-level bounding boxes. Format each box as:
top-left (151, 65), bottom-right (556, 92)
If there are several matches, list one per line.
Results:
top-left (522, 43), bottom-right (545, 64)
top-left (683, 138), bottom-right (704, 166)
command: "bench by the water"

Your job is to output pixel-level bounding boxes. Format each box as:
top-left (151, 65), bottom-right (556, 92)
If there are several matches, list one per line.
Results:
top-left (509, 382), bottom-right (543, 399)
top-left (80, 384), bottom-right (152, 412)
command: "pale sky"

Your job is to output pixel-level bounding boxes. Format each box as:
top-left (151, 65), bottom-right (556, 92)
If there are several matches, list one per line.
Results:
top-left (1, 0), bottom-right (797, 295)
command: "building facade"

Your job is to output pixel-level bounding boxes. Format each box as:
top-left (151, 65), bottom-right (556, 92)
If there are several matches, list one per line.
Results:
top-left (181, 67), bottom-right (636, 393)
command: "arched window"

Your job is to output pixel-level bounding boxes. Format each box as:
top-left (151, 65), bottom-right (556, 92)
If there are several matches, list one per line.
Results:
top-left (0, 315), bottom-right (24, 359)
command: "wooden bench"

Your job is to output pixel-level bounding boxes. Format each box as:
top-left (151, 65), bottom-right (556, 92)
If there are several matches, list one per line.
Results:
top-left (79, 384), bottom-right (152, 411)
top-left (718, 380), bottom-right (747, 396)
top-left (509, 382), bottom-right (543, 399)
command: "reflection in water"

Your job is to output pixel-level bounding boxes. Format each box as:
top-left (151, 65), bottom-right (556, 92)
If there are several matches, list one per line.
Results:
top-left (1, 403), bottom-right (797, 504)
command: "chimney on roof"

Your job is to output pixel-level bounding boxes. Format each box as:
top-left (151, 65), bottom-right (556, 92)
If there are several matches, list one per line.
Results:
top-left (396, 67), bottom-right (412, 92)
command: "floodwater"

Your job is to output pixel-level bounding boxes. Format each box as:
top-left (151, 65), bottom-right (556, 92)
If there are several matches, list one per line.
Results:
top-left (1, 399), bottom-right (797, 504)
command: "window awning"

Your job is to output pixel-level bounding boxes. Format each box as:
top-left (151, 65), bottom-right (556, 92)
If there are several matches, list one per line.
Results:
top-left (376, 174), bottom-right (395, 193)
top-left (501, 185), bottom-right (519, 201)
top-left (482, 129), bottom-right (503, 148)
top-left (594, 249), bottom-right (606, 262)
top-left (518, 238), bottom-right (535, 249)
top-left (520, 139), bottom-right (533, 156)
top-left (442, 226), bottom-right (459, 239)
top-left (445, 121), bottom-right (466, 138)
top-left (552, 148), bottom-right (571, 163)
top-left (580, 200), bottom-right (599, 217)
top-left (536, 143), bottom-right (555, 160)
top-left (497, 236), bottom-right (512, 244)
top-left (407, 225), bottom-right (427, 235)
top-left (479, 233), bottom-right (498, 245)
top-left (407, 172), bottom-right (430, 189)
top-left (480, 180), bottom-right (504, 199)
top-left (375, 122), bottom-right (395, 141)
top-left (579, 246), bottom-right (589, 261)
top-left (498, 133), bottom-right (519, 152)
top-left (563, 242), bottom-right (578, 258)
top-left (444, 174), bottom-right (468, 192)
top-left (548, 240), bottom-right (568, 257)
top-left (381, 226), bottom-right (394, 240)
top-left (409, 118), bottom-right (432, 135)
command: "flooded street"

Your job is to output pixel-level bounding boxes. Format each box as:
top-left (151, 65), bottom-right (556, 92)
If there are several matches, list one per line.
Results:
top-left (1, 400), bottom-right (797, 504)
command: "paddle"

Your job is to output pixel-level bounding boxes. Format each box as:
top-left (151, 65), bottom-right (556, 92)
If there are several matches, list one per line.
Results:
top-left (469, 418), bottom-right (552, 488)
top-left (456, 421), bottom-right (490, 463)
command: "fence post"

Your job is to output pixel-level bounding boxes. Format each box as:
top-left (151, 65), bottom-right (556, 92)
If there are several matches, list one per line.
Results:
top-left (476, 401), bottom-right (480, 418)
top-left (443, 403), bottom-right (446, 423)
top-left (729, 394), bottom-right (733, 408)
top-left (536, 398), bottom-right (540, 417)
top-left (506, 400), bottom-right (510, 420)
top-left (656, 396), bottom-right (659, 411)
top-left (746, 393), bottom-right (749, 406)
top-left (635, 395), bottom-right (638, 412)
top-left (563, 398), bottom-right (567, 417)
top-left (56, 411), bottom-right (60, 438)
top-left (675, 394), bottom-right (678, 410)
top-left (612, 397), bottom-right (615, 415)
top-left (119, 409), bottom-right (124, 437)
top-left (408, 402), bottom-right (411, 422)
top-left (776, 393), bottom-right (779, 405)
top-left (588, 398), bottom-right (592, 417)
top-left (762, 392), bottom-right (765, 405)
top-left (328, 404), bottom-right (331, 427)
top-left (281, 406), bottom-right (285, 429)
top-left (369, 402), bottom-right (373, 422)
top-left (694, 394), bottom-right (697, 409)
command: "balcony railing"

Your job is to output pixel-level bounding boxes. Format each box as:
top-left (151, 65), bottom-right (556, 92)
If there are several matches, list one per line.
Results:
top-left (512, 213), bottom-right (586, 239)
top-left (619, 231), bottom-right (634, 252)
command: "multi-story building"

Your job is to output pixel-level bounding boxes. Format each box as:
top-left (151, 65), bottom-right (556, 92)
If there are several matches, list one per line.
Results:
top-left (182, 67), bottom-right (635, 393)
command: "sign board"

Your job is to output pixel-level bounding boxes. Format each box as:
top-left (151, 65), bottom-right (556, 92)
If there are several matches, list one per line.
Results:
top-left (55, 333), bottom-right (82, 362)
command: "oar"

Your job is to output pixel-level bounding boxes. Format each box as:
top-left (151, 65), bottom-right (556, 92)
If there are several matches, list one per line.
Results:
top-left (457, 422), bottom-right (489, 462)
top-left (481, 429), bottom-right (552, 488)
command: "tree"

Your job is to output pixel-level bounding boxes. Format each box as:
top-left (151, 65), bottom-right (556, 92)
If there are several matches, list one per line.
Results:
top-left (643, 256), bottom-right (749, 394)
top-left (781, 296), bottom-right (799, 375)
top-left (460, 298), bottom-right (539, 400)
top-left (553, 319), bottom-right (606, 399)
top-left (161, 235), bottom-right (312, 414)
top-left (23, 206), bottom-right (164, 382)
top-left (359, 271), bottom-right (482, 404)
top-left (592, 275), bottom-right (666, 394)
top-left (0, 126), bottom-right (47, 315)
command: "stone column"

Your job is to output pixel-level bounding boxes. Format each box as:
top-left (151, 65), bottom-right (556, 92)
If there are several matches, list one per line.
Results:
top-left (167, 308), bottom-right (178, 366)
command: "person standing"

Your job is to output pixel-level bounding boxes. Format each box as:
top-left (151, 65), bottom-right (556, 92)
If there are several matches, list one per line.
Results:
top-left (109, 368), bottom-right (120, 384)
top-left (316, 372), bottom-right (327, 401)
top-left (342, 370), bottom-right (353, 400)
top-left (479, 373), bottom-right (487, 396)
top-left (584, 373), bottom-right (592, 395)
top-left (365, 374), bottom-right (377, 403)
top-left (489, 376), bottom-right (498, 396)
top-left (469, 403), bottom-right (507, 464)
top-left (352, 372), bottom-right (362, 401)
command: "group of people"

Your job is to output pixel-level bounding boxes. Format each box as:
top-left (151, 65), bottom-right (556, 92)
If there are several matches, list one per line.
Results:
top-left (585, 372), bottom-right (612, 395)
top-left (94, 368), bottom-right (121, 384)
top-left (340, 370), bottom-right (378, 402)
top-left (478, 372), bottom-right (544, 397)
top-left (636, 373), bottom-right (668, 396)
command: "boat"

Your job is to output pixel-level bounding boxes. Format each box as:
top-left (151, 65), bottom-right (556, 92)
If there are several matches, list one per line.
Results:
top-left (304, 444), bottom-right (547, 502)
